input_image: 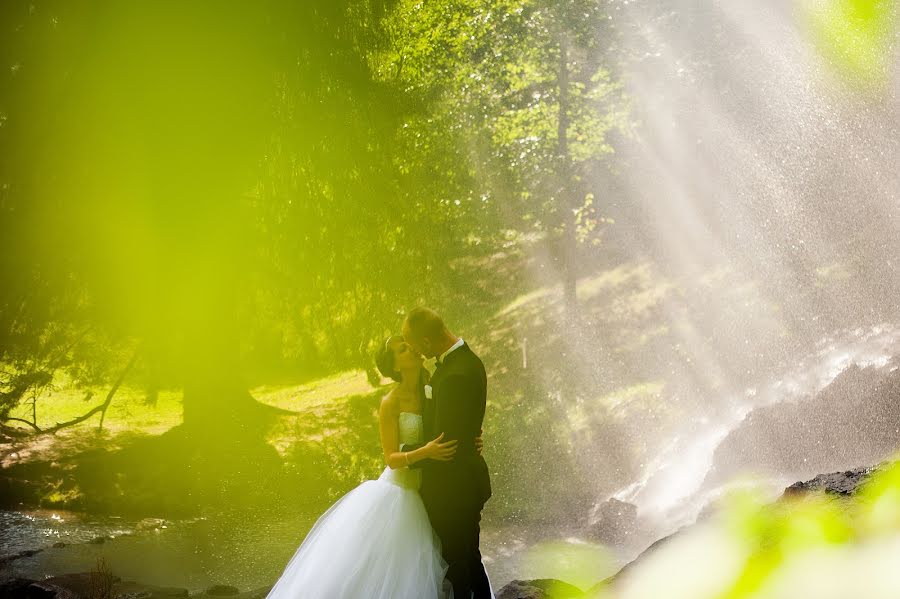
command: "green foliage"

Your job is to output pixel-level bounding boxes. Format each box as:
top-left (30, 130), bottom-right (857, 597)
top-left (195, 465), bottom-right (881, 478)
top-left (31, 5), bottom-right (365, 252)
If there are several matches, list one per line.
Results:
top-left (803, 0), bottom-right (897, 87)
top-left (616, 461), bottom-right (900, 599)
top-left (0, 0), bottom-right (636, 426)
top-left (0, 0), bottom-right (494, 422)
top-left (378, 0), bottom-right (631, 275)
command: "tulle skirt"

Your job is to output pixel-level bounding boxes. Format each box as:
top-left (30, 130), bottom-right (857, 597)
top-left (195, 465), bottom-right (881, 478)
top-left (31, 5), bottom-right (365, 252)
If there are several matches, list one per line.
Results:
top-left (266, 467), bottom-right (449, 599)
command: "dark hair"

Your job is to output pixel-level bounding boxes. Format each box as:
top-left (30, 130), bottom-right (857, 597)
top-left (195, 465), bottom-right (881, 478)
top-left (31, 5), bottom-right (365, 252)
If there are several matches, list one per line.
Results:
top-left (375, 336), bottom-right (402, 382)
top-left (404, 307), bottom-right (446, 340)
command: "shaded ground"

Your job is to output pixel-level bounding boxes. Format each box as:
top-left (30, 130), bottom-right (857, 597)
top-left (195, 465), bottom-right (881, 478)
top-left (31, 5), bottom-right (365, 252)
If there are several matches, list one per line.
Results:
top-left (0, 372), bottom-right (385, 518)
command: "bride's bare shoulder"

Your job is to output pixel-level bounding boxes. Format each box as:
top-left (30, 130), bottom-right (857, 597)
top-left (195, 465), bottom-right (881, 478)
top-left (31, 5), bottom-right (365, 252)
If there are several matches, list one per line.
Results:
top-left (380, 388), bottom-right (399, 415)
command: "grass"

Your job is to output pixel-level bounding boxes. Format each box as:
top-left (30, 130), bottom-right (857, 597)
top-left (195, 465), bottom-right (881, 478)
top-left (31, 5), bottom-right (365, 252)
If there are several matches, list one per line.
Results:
top-left (7, 369), bottom-right (378, 433)
top-left (3, 369), bottom-right (384, 471)
top-left (8, 384), bottom-right (183, 437)
top-left (252, 370), bottom-right (377, 412)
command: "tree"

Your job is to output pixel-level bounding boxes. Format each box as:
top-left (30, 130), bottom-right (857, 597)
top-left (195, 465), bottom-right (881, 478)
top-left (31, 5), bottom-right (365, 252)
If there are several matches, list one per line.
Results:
top-left (380, 0), bottom-right (631, 317)
top-left (0, 0), bottom-right (475, 433)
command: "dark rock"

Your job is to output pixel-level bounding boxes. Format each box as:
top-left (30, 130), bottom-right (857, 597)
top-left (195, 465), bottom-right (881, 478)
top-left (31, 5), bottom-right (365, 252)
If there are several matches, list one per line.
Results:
top-left (782, 465), bottom-right (878, 497)
top-left (112, 582), bottom-right (189, 598)
top-left (52, 541), bottom-right (67, 548)
top-left (89, 535), bottom-right (109, 544)
top-left (0, 548), bottom-right (44, 565)
top-left (35, 573), bottom-right (118, 598)
top-left (497, 579), bottom-right (585, 599)
top-left (205, 584), bottom-right (240, 596)
top-left (137, 517), bottom-right (168, 531)
top-left (232, 587), bottom-right (272, 599)
top-left (0, 578), bottom-right (36, 599)
top-left (24, 581), bottom-right (78, 599)
top-left (7, 572), bottom-right (189, 599)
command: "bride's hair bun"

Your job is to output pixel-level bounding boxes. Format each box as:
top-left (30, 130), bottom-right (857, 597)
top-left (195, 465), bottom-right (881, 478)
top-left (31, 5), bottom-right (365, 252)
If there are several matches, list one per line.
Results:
top-left (375, 336), bottom-right (402, 382)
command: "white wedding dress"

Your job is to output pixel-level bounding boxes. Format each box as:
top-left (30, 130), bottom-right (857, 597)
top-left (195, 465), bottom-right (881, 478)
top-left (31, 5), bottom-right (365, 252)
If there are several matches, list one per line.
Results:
top-left (266, 412), bottom-right (450, 599)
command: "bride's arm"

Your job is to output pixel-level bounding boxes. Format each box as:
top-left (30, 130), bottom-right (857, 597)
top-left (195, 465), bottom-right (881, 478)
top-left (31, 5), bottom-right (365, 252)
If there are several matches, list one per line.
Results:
top-left (379, 396), bottom-right (456, 469)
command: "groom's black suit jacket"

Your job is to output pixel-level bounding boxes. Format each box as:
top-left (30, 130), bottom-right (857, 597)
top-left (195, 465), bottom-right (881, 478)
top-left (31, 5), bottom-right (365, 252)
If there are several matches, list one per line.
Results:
top-left (408, 343), bottom-right (491, 510)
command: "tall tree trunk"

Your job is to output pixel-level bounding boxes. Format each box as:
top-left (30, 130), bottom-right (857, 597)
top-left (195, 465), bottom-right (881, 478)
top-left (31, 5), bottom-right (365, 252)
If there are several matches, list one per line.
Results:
top-left (179, 348), bottom-right (289, 510)
top-left (181, 336), bottom-right (291, 434)
top-left (558, 34), bottom-right (580, 319)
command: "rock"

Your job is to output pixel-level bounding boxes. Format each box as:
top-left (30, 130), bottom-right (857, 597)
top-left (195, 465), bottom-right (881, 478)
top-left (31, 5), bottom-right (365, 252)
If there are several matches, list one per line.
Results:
top-left (0, 578), bottom-right (36, 599)
top-left (89, 535), bottom-right (109, 544)
top-left (115, 583), bottom-right (189, 598)
top-left (497, 579), bottom-right (585, 599)
top-left (34, 573), bottom-right (119, 598)
top-left (52, 541), bottom-right (67, 548)
top-left (205, 584), bottom-right (240, 596)
top-left (782, 465), bottom-right (878, 498)
top-left (706, 363), bottom-right (900, 489)
top-left (232, 587), bottom-right (272, 599)
top-left (0, 547), bottom-right (44, 565)
top-left (137, 517), bottom-right (168, 531)
top-left (23, 581), bottom-right (78, 599)
top-left (3, 572), bottom-right (190, 599)
top-left (1, 572), bottom-right (250, 599)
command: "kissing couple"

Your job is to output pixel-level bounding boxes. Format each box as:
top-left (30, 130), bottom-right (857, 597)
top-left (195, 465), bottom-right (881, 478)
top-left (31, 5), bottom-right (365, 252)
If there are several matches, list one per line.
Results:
top-left (266, 307), bottom-right (494, 598)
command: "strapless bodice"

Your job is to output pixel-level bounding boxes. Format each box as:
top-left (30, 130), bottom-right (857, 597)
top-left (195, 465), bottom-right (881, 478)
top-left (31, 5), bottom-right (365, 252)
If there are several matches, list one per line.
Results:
top-left (398, 412), bottom-right (424, 446)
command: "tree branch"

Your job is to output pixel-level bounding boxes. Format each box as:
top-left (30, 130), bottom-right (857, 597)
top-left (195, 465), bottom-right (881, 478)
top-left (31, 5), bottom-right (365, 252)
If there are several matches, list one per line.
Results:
top-left (15, 345), bottom-right (141, 435)
top-left (4, 417), bottom-right (41, 432)
top-left (98, 347), bottom-right (140, 431)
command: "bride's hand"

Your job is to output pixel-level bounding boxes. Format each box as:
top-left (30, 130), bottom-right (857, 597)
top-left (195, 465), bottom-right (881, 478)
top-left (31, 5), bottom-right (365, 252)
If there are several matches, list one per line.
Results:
top-left (424, 432), bottom-right (457, 461)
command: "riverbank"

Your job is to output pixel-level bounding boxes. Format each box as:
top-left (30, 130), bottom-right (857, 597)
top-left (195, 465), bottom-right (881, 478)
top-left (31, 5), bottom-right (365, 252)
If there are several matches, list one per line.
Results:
top-left (3, 465), bottom-right (888, 599)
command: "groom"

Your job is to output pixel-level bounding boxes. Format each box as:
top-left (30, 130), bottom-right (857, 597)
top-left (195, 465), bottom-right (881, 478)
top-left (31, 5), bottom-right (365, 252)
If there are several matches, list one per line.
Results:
top-left (401, 307), bottom-right (492, 599)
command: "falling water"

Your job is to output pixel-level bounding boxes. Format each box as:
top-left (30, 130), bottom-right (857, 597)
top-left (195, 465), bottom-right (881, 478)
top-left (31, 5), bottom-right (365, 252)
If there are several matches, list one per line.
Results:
top-left (611, 324), bottom-right (900, 535)
top-left (552, 0), bottom-right (900, 557)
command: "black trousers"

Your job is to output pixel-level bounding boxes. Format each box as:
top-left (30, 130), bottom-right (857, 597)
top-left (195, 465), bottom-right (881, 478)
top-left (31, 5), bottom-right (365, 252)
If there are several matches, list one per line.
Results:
top-left (426, 496), bottom-right (491, 599)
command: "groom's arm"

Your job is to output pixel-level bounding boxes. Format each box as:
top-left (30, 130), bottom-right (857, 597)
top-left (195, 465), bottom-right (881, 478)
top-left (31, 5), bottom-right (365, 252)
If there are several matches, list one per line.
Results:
top-left (435, 373), bottom-right (477, 448)
top-left (402, 433), bottom-right (483, 466)
top-left (404, 375), bottom-right (475, 467)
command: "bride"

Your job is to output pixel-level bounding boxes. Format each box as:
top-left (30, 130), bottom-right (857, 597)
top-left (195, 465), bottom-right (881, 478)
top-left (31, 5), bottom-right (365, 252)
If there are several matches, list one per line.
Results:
top-left (265, 335), bottom-right (468, 598)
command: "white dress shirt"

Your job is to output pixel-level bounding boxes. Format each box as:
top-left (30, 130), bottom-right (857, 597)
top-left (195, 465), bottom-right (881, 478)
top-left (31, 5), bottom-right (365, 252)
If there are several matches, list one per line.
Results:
top-left (437, 338), bottom-right (464, 365)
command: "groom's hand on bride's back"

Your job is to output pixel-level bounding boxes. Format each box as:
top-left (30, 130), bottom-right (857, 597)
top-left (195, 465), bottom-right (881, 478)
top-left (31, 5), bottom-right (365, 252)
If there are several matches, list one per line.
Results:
top-left (475, 428), bottom-right (484, 455)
